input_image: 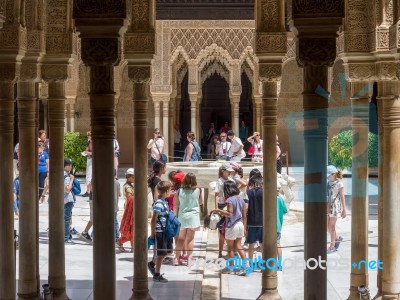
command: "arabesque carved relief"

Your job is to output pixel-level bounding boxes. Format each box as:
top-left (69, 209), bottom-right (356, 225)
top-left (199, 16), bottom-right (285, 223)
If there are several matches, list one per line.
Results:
top-left (297, 38), bottom-right (337, 67)
top-left (81, 38), bottom-right (121, 66)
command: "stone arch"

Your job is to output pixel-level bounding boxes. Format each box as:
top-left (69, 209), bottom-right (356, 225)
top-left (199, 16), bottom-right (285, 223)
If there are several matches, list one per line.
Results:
top-left (196, 44), bottom-right (233, 74)
top-left (200, 61), bottom-right (229, 86)
top-left (238, 46), bottom-right (257, 71)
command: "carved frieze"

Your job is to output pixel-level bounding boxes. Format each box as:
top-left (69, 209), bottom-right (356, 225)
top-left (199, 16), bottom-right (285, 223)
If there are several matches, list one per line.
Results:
top-left (297, 38), bottom-right (337, 67)
top-left (0, 27), bottom-right (27, 51)
top-left (41, 64), bottom-right (70, 82)
top-left (27, 31), bottom-right (45, 52)
top-left (258, 63), bottom-right (282, 82)
top-left (375, 27), bottom-right (389, 51)
top-left (389, 23), bottom-right (400, 50)
top-left (376, 62), bottom-right (399, 80)
top-left (345, 63), bottom-right (376, 81)
top-left (292, 0), bottom-right (344, 18)
top-left (260, 0), bottom-right (281, 32)
top-left (343, 33), bottom-right (370, 53)
top-left (0, 63), bottom-right (20, 81)
top-left (130, 0), bottom-right (151, 31)
top-left (46, 34), bottom-right (72, 54)
top-left (81, 38), bottom-right (121, 66)
top-left (128, 66), bottom-right (151, 83)
top-left (255, 33), bottom-right (287, 55)
top-left (124, 33), bottom-right (155, 54)
top-left (73, 0), bottom-right (126, 18)
top-left (20, 64), bottom-right (40, 81)
top-left (47, 0), bottom-right (68, 34)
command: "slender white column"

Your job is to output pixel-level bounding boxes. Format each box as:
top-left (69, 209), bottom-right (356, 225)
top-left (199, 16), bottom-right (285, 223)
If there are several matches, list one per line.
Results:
top-left (189, 93), bottom-right (197, 135)
top-left (17, 81), bottom-right (39, 299)
top-left (153, 100), bottom-right (161, 130)
top-left (162, 99), bottom-right (169, 158)
top-left (231, 96), bottom-right (240, 134)
top-left (47, 81), bottom-right (70, 300)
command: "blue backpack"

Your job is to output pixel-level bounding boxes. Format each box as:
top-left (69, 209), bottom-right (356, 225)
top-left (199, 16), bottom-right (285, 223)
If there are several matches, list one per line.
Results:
top-left (156, 200), bottom-right (181, 238)
top-left (64, 175), bottom-right (81, 195)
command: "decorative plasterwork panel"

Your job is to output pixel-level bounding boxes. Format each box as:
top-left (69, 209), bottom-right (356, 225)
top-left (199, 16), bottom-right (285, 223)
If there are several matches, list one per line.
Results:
top-left (292, 0), bottom-right (344, 18)
top-left (168, 21), bottom-right (254, 60)
top-left (200, 61), bottom-right (229, 85)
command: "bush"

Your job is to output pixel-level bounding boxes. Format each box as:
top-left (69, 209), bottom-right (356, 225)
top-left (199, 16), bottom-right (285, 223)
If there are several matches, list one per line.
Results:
top-left (64, 131), bottom-right (87, 174)
top-left (328, 130), bottom-right (378, 170)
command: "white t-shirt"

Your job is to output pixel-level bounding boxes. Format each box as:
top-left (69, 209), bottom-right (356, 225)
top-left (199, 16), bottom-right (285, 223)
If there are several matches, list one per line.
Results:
top-left (216, 141), bottom-right (231, 156)
top-left (215, 177), bottom-right (235, 204)
top-left (252, 140), bottom-right (263, 156)
top-left (148, 138), bottom-right (164, 160)
top-left (228, 136), bottom-right (245, 159)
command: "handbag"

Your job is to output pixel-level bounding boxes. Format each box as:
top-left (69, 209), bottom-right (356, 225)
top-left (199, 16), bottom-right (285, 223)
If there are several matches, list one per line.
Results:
top-left (248, 145), bottom-right (255, 156)
top-left (154, 140), bottom-right (168, 163)
top-left (191, 142), bottom-right (202, 161)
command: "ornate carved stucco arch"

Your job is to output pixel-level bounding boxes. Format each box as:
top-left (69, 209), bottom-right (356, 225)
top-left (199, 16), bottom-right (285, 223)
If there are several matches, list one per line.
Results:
top-left (200, 60), bottom-right (229, 86)
top-left (196, 44), bottom-right (233, 73)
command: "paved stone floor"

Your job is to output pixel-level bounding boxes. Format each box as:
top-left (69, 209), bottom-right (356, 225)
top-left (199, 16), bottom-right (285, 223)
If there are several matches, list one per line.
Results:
top-left (14, 165), bottom-right (380, 299)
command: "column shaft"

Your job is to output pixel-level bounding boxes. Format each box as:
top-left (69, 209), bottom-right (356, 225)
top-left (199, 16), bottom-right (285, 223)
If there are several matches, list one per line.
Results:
top-left (131, 81), bottom-right (151, 299)
top-left (232, 97), bottom-right (240, 135)
top-left (154, 101), bottom-right (160, 130)
top-left (169, 99), bottom-right (175, 161)
top-left (189, 94), bottom-right (197, 135)
top-left (17, 81), bottom-right (39, 299)
top-left (303, 65), bottom-right (328, 300)
top-left (382, 96), bottom-right (400, 297)
top-left (162, 100), bottom-right (169, 157)
top-left (255, 99), bottom-right (262, 133)
top-left (90, 65), bottom-right (116, 299)
top-left (47, 82), bottom-right (69, 299)
top-left (348, 90), bottom-right (370, 299)
top-left (0, 82), bottom-right (16, 300)
top-left (259, 81), bottom-right (280, 300)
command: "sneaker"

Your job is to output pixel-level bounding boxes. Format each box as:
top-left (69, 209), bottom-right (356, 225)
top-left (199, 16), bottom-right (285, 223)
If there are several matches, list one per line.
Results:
top-left (65, 239), bottom-right (74, 244)
top-left (334, 236), bottom-right (343, 250)
top-left (327, 246), bottom-right (337, 254)
top-left (147, 261), bottom-right (155, 276)
top-left (81, 232), bottom-right (92, 241)
top-left (163, 257), bottom-right (173, 265)
top-left (70, 227), bottom-right (78, 235)
top-left (81, 192), bottom-right (89, 197)
top-left (153, 273), bottom-right (168, 283)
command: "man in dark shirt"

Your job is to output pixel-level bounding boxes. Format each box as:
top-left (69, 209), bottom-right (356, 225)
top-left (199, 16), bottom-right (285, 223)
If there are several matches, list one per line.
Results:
top-left (244, 175), bottom-right (263, 260)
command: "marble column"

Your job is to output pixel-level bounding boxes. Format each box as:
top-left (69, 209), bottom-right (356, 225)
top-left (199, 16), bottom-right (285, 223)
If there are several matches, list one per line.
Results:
top-left (169, 98), bottom-right (175, 161)
top-left (258, 81), bottom-right (281, 300)
top-left (189, 93), bottom-right (197, 135)
top-left (0, 81), bottom-right (16, 299)
top-left (381, 94), bottom-right (400, 298)
top-left (231, 95), bottom-right (240, 135)
top-left (90, 65), bottom-right (117, 299)
top-left (129, 67), bottom-right (152, 300)
top-left (153, 100), bottom-right (161, 130)
top-left (348, 83), bottom-right (370, 299)
top-left (17, 81), bottom-right (39, 299)
top-left (303, 65), bottom-right (329, 300)
top-left (47, 81), bottom-right (69, 300)
top-left (162, 99), bottom-right (169, 158)
top-left (254, 96), bottom-right (262, 133)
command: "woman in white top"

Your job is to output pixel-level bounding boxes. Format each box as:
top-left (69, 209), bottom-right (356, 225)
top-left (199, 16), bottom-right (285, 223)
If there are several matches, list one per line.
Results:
top-left (247, 132), bottom-right (263, 162)
top-left (147, 128), bottom-right (166, 166)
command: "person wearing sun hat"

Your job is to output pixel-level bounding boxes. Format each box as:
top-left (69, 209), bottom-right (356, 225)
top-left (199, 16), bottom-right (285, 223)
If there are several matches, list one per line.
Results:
top-left (326, 165), bottom-right (346, 254)
top-left (226, 130), bottom-right (246, 161)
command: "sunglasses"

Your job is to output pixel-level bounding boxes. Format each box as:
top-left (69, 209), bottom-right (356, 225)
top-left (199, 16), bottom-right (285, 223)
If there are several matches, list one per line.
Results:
top-left (220, 136), bottom-right (226, 138)
top-left (155, 132), bottom-right (160, 134)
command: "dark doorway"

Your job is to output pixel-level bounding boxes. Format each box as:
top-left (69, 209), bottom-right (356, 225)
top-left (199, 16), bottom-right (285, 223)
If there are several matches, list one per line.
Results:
top-left (240, 72), bottom-right (253, 137)
top-left (201, 74), bottom-right (230, 148)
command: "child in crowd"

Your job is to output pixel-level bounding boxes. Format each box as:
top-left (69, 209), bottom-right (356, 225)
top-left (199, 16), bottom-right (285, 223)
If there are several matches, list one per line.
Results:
top-left (214, 164), bottom-right (235, 258)
top-left (114, 173), bottom-right (121, 245)
top-left (327, 165), bottom-right (346, 254)
top-left (64, 158), bottom-right (75, 244)
top-left (214, 180), bottom-right (247, 275)
top-left (277, 181), bottom-right (288, 266)
top-left (244, 175), bottom-right (264, 260)
top-left (148, 181), bottom-right (172, 283)
top-left (13, 167), bottom-right (20, 219)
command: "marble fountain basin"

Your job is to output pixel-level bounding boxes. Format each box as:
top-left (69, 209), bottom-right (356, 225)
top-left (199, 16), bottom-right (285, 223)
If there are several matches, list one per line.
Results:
top-left (164, 161), bottom-right (263, 188)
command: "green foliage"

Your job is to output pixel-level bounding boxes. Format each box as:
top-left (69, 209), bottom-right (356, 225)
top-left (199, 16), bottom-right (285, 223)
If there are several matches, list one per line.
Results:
top-left (328, 130), bottom-right (379, 170)
top-left (63, 131), bottom-right (87, 173)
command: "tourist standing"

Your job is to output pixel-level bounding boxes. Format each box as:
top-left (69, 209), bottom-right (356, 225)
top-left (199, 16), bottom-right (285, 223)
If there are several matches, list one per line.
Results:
top-left (82, 131), bottom-right (92, 197)
top-left (276, 135), bottom-right (283, 174)
top-left (147, 128), bottom-right (166, 165)
top-left (116, 168), bottom-right (135, 252)
top-left (173, 124), bottom-right (182, 160)
top-left (173, 173), bottom-right (201, 265)
top-left (239, 120), bottom-right (248, 143)
top-left (227, 130), bottom-right (246, 161)
top-left (220, 121), bottom-right (231, 134)
top-left (327, 165), bottom-right (346, 254)
top-left (205, 123), bottom-right (217, 156)
top-left (38, 129), bottom-right (49, 153)
top-left (38, 142), bottom-right (49, 198)
top-left (148, 160), bottom-right (167, 201)
top-left (215, 132), bottom-right (231, 160)
top-left (247, 132), bottom-right (263, 162)
top-left (183, 131), bottom-right (201, 162)
top-left (64, 158), bottom-right (75, 244)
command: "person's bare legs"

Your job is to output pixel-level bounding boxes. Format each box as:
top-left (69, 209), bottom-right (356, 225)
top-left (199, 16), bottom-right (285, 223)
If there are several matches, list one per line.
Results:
top-left (327, 217), bottom-right (337, 248)
top-left (175, 228), bottom-right (186, 263)
top-left (184, 229), bottom-right (196, 258)
top-left (234, 238), bottom-right (246, 260)
top-left (226, 239), bottom-right (235, 267)
top-left (218, 232), bottom-right (225, 258)
top-left (154, 255), bottom-right (166, 273)
top-left (83, 221), bottom-right (92, 234)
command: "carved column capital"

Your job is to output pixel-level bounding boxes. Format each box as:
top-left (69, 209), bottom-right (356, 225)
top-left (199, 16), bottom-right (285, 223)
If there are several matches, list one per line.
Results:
top-left (81, 38), bottom-right (121, 67)
top-left (344, 63), bottom-right (376, 82)
top-left (376, 61), bottom-right (400, 81)
top-left (0, 63), bottom-right (20, 82)
top-left (297, 38), bottom-right (337, 67)
top-left (127, 66), bottom-right (151, 83)
top-left (258, 64), bottom-right (282, 82)
top-left (41, 65), bottom-right (71, 82)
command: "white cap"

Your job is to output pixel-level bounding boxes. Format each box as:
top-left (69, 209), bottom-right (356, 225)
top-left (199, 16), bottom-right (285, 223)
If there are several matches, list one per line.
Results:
top-left (125, 168), bottom-right (135, 175)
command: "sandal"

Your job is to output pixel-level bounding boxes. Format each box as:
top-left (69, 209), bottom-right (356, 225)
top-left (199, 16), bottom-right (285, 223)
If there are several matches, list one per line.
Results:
top-left (334, 236), bottom-right (343, 250)
top-left (327, 246), bottom-right (337, 254)
top-left (115, 242), bottom-right (126, 253)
